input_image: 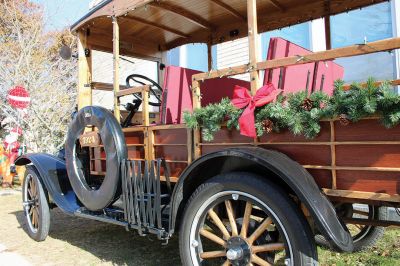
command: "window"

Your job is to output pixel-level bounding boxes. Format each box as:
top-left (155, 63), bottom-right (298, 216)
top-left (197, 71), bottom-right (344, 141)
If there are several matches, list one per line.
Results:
top-left (330, 2), bottom-right (394, 82)
top-left (261, 22), bottom-right (311, 60)
top-left (167, 43), bottom-right (209, 72)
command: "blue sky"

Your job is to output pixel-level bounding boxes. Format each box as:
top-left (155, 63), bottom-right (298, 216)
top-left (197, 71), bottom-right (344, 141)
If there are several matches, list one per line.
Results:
top-left (33, 0), bottom-right (92, 30)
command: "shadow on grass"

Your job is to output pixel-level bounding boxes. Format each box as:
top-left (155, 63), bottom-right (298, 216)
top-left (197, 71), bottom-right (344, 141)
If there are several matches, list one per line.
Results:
top-left (12, 208), bottom-right (181, 265)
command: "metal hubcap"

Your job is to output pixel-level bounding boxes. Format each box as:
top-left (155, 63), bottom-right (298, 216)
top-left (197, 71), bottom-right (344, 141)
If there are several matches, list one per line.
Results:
top-left (226, 237), bottom-right (250, 265)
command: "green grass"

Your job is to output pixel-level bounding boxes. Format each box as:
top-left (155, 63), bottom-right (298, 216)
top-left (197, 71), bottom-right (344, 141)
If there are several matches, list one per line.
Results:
top-left (1, 190), bottom-right (399, 265)
top-left (318, 228), bottom-right (400, 266)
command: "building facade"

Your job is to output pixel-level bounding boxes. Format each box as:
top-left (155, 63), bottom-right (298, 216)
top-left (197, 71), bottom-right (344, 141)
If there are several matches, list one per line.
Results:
top-left (168, 1), bottom-right (400, 84)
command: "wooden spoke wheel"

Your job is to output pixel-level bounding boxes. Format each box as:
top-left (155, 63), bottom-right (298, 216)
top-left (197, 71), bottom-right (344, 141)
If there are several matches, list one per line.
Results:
top-left (179, 173), bottom-right (318, 266)
top-left (22, 167), bottom-right (50, 241)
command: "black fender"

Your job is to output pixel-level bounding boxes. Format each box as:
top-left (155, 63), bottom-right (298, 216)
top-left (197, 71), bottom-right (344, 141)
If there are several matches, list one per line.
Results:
top-left (170, 147), bottom-right (353, 252)
top-left (15, 153), bottom-right (80, 214)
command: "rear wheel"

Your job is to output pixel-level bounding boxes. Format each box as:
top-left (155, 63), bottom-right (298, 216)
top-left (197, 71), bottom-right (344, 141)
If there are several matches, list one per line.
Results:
top-left (316, 203), bottom-right (387, 252)
top-left (22, 167), bottom-right (50, 241)
top-left (179, 172), bottom-right (318, 266)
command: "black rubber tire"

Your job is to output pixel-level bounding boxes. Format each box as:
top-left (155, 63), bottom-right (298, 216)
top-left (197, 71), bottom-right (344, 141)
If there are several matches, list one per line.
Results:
top-left (22, 167), bottom-right (50, 242)
top-left (179, 172), bottom-right (318, 266)
top-left (316, 205), bottom-right (388, 252)
top-left (65, 106), bottom-right (127, 211)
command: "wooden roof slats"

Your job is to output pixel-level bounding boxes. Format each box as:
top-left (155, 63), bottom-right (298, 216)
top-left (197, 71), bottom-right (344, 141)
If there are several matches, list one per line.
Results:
top-left (267, 0), bottom-right (286, 11)
top-left (71, 0), bottom-right (390, 52)
top-left (149, 1), bottom-right (215, 30)
top-left (208, 0), bottom-right (246, 21)
top-left (122, 16), bottom-right (190, 38)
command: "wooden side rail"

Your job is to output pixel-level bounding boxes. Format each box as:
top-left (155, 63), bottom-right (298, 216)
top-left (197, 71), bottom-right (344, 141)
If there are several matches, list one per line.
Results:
top-left (192, 37), bottom-right (400, 82)
top-left (116, 85), bottom-right (150, 98)
top-left (116, 85), bottom-right (150, 126)
top-left (91, 82), bottom-right (128, 91)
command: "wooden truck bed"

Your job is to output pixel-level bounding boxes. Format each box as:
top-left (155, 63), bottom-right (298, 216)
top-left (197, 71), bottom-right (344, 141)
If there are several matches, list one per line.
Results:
top-left (89, 118), bottom-right (400, 206)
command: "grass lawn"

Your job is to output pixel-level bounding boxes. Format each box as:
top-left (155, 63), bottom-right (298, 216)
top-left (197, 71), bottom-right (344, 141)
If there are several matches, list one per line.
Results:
top-left (318, 228), bottom-right (399, 266)
top-left (0, 189), bottom-right (399, 265)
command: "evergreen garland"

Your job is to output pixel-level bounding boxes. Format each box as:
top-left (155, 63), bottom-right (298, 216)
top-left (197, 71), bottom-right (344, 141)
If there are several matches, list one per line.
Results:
top-left (184, 78), bottom-right (400, 141)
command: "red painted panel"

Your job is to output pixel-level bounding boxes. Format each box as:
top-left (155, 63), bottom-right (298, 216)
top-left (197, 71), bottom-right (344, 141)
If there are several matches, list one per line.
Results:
top-left (160, 66), bottom-right (250, 124)
top-left (335, 119), bottom-right (400, 142)
top-left (155, 146), bottom-right (188, 161)
top-left (154, 128), bottom-right (187, 144)
top-left (307, 169), bottom-right (332, 188)
top-left (336, 145), bottom-right (400, 168)
top-left (336, 171), bottom-right (400, 195)
top-left (263, 37), bottom-right (344, 96)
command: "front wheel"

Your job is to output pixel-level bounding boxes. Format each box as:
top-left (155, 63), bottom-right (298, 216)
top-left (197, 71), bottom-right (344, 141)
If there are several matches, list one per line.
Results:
top-left (179, 172), bottom-right (318, 266)
top-left (22, 167), bottom-right (50, 241)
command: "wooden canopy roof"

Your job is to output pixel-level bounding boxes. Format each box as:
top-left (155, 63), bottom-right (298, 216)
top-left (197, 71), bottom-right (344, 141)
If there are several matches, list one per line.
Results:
top-left (71, 0), bottom-right (388, 59)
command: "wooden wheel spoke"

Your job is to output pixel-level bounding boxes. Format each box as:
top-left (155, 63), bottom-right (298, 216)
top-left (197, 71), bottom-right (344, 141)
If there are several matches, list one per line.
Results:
top-left (199, 250), bottom-right (226, 259)
top-left (353, 209), bottom-right (370, 217)
top-left (252, 243), bottom-right (285, 253)
top-left (251, 254), bottom-right (272, 266)
top-left (355, 224), bottom-right (364, 230)
top-left (247, 217), bottom-right (272, 244)
top-left (200, 229), bottom-right (227, 247)
top-left (31, 179), bottom-right (37, 196)
top-left (27, 187), bottom-right (33, 199)
top-left (31, 207), bottom-right (36, 227)
top-left (208, 208), bottom-right (231, 239)
top-left (225, 200), bottom-right (238, 236)
top-left (240, 202), bottom-right (252, 238)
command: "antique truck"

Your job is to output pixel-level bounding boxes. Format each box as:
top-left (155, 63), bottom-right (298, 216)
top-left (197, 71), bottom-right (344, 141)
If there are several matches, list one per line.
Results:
top-left (16, 0), bottom-right (400, 265)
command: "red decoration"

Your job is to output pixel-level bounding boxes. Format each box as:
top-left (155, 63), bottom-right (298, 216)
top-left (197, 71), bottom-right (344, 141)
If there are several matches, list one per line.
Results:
top-left (231, 84), bottom-right (282, 138)
top-left (7, 86), bottom-right (30, 109)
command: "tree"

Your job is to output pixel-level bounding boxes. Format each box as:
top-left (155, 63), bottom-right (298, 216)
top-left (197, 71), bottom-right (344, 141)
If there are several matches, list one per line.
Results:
top-left (0, 0), bottom-right (77, 154)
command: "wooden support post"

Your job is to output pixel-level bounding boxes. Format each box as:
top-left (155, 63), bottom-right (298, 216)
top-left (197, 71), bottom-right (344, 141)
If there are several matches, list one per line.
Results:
top-left (324, 0), bottom-right (332, 50)
top-left (113, 17), bottom-right (121, 122)
top-left (191, 79), bottom-right (202, 159)
top-left (247, 0), bottom-right (261, 95)
top-left (330, 121), bottom-right (337, 189)
top-left (207, 41), bottom-right (213, 71)
top-left (142, 87), bottom-right (150, 126)
top-left (78, 30), bottom-right (92, 110)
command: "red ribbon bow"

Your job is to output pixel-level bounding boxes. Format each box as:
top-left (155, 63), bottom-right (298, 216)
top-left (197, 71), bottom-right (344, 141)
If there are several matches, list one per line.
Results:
top-left (231, 83), bottom-right (282, 138)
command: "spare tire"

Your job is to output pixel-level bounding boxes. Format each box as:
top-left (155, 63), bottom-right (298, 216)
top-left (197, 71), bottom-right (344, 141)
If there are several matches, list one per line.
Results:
top-left (65, 106), bottom-right (127, 211)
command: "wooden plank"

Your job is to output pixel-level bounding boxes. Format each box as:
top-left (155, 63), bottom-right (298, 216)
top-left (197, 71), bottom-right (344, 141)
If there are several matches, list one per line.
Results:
top-left (122, 16), bottom-right (190, 38)
top-left (324, 0), bottom-right (332, 50)
top-left (194, 129), bottom-right (202, 159)
top-left (342, 217), bottom-right (400, 227)
top-left (149, 2), bottom-right (214, 30)
top-left (343, 79), bottom-right (400, 90)
top-left (209, 0), bottom-right (246, 21)
top-left (207, 40), bottom-right (212, 71)
top-left (142, 88), bottom-right (150, 126)
top-left (247, 0), bottom-right (260, 94)
top-left (116, 85), bottom-right (150, 98)
top-left (323, 188), bottom-right (400, 203)
top-left (267, 0), bottom-right (285, 11)
top-left (113, 17), bottom-right (120, 122)
top-left (91, 82), bottom-right (127, 91)
top-left (149, 124), bottom-right (188, 130)
top-left (304, 165), bottom-right (400, 172)
top-left (330, 121), bottom-right (337, 189)
top-left (187, 128), bottom-right (193, 163)
top-left (192, 80), bottom-right (201, 109)
top-left (77, 30), bottom-right (92, 110)
top-left (192, 37), bottom-right (400, 82)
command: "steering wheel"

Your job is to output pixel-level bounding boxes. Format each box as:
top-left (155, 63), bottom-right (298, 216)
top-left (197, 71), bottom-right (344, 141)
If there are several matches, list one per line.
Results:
top-left (125, 74), bottom-right (163, 107)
